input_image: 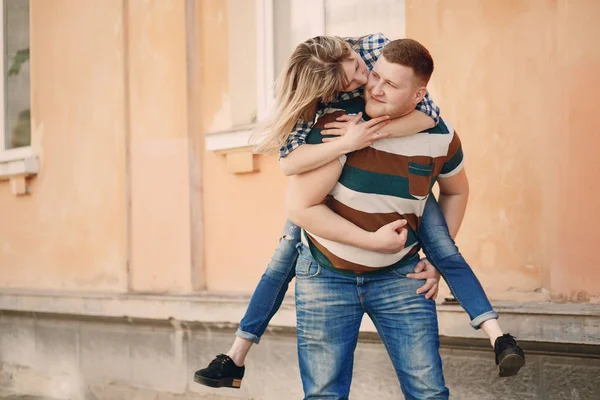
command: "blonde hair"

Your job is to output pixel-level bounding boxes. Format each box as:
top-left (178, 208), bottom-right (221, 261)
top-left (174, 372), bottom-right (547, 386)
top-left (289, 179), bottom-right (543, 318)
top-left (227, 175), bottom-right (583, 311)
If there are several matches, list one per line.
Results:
top-left (252, 36), bottom-right (352, 155)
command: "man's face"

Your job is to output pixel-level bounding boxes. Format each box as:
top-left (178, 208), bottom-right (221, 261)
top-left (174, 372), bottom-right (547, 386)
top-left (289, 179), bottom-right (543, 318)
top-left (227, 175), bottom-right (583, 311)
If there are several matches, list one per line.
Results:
top-left (364, 56), bottom-right (425, 119)
top-left (340, 50), bottom-right (369, 92)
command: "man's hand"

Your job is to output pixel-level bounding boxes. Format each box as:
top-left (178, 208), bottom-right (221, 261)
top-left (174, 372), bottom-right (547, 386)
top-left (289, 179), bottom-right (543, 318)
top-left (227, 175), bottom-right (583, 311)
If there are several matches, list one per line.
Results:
top-left (321, 112), bottom-right (392, 151)
top-left (365, 219), bottom-right (408, 254)
top-left (406, 258), bottom-right (440, 299)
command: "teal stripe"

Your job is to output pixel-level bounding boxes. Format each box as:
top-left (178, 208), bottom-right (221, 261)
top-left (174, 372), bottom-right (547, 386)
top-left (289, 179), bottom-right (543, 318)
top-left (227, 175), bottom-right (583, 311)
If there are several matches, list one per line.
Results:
top-left (406, 230), bottom-right (418, 248)
top-left (339, 165), bottom-right (418, 200)
top-left (306, 128), bottom-right (326, 145)
top-left (307, 97), bottom-right (367, 145)
top-left (421, 118), bottom-right (450, 134)
top-left (409, 162), bottom-right (433, 177)
top-left (337, 97), bottom-right (367, 116)
top-left (440, 145), bottom-right (464, 175)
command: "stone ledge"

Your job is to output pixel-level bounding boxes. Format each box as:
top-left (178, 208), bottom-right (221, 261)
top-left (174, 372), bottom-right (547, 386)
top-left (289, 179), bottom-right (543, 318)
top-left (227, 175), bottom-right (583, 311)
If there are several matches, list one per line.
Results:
top-left (0, 289), bottom-right (598, 345)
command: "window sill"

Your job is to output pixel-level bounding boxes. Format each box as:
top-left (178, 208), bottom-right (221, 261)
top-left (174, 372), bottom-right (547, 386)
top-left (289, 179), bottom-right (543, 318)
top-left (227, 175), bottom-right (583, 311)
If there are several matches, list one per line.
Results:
top-left (205, 125), bottom-right (259, 174)
top-left (0, 147), bottom-right (39, 195)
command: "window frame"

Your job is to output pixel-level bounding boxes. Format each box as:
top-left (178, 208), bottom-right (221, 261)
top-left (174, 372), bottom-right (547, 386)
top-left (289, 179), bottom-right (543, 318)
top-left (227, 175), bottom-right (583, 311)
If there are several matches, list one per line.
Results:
top-left (205, 0), bottom-right (325, 153)
top-left (0, 0), bottom-right (37, 193)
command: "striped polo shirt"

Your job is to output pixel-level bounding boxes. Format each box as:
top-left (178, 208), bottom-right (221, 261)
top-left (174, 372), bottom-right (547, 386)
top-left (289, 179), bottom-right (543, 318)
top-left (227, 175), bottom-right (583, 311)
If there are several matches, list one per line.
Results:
top-left (304, 97), bottom-right (464, 275)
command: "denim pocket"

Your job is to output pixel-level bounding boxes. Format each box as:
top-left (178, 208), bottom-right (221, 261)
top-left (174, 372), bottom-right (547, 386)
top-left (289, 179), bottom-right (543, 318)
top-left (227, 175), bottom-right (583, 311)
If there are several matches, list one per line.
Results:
top-left (408, 158), bottom-right (434, 198)
top-left (295, 258), bottom-right (321, 279)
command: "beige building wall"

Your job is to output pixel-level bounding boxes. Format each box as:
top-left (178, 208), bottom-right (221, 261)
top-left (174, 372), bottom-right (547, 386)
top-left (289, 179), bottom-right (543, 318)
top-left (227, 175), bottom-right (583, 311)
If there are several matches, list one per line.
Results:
top-left (0, 0), bottom-right (128, 292)
top-left (1, 0), bottom-right (598, 304)
top-left (200, 0), bottom-right (600, 304)
top-left (199, 0), bottom-right (291, 292)
top-left (406, 0), bottom-right (600, 302)
top-left (126, 0), bottom-right (195, 293)
top-left (0, 0), bottom-right (198, 294)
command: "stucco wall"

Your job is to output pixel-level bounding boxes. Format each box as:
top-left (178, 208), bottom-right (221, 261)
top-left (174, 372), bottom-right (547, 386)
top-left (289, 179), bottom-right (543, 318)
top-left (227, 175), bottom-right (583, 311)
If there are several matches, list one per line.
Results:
top-left (406, 0), bottom-right (600, 302)
top-left (0, 0), bottom-right (128, 291)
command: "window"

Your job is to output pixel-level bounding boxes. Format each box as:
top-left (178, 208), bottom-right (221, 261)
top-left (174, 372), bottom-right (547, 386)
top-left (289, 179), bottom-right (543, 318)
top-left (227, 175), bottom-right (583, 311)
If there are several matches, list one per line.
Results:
top-left (1, 0), bottom-right (30, 155)
top-left (205, 0), bottom-right (325, 153)
top-left (0, 0), bottom-right (36, 195)
top-left (205, 0), bottom-right (406, 155)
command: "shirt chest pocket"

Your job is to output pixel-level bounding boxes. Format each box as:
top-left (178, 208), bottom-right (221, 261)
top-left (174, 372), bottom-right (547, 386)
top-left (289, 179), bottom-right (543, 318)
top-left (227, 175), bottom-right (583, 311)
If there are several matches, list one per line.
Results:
top-left (408, 158), bottom-right (434, 199)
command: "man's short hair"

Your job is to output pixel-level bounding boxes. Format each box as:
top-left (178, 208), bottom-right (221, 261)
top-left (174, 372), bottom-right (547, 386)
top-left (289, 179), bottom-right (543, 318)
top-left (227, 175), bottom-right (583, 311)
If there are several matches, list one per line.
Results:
top-left (382, 39), bottom-right (434, 85)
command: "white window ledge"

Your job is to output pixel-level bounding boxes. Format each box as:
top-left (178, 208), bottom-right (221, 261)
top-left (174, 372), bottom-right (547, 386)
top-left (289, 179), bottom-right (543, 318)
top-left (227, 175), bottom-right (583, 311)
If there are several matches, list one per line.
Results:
top-left (0, 147), bottom-right (39, 195)
top-left (205, 126), bottom-right (259, 174)
top-left (205, 125), bottom-right (255, 152)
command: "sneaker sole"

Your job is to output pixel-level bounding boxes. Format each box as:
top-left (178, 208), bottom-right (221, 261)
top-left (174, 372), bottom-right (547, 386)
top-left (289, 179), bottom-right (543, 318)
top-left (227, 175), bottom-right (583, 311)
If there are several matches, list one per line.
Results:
top-left (193, 374), bottom-right (242, 389)
top-left (498, 353), bottom-right (525, 377)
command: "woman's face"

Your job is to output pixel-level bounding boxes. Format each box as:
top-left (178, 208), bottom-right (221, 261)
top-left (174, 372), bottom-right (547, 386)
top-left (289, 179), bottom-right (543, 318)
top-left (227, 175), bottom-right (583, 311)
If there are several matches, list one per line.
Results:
top-left (340, 50), bottom-right (369, 92)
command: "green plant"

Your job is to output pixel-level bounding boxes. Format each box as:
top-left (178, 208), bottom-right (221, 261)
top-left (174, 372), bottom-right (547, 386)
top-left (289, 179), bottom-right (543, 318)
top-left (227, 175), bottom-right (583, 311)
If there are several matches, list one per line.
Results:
top-left (8, 46), bottom-right (29, 76)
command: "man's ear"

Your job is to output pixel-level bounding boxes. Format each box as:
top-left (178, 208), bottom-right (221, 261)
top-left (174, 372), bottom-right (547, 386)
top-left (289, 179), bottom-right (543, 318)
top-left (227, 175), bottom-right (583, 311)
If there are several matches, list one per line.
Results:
top-left (414, 86), bottom-right (427, 104)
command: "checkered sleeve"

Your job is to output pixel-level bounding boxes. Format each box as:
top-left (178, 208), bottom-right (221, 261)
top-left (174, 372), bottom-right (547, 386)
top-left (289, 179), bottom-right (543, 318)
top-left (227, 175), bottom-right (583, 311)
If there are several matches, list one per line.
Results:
top-left (415, 92), bottom-right (440, 125)
top-left (346, 33), bottom-right (391, 71)
top-left (278, 120), bottom-right (313, 159)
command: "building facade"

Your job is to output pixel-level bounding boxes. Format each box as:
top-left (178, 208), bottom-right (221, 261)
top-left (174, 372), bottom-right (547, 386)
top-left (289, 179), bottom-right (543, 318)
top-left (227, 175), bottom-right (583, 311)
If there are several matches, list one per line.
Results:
top-left (0, 1), bottom-right (599, 399)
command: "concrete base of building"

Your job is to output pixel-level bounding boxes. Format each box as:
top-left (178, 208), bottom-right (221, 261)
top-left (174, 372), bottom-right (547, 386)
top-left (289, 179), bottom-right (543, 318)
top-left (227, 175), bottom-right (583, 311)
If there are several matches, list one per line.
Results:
top-left (1, 290), bottom-right (599, 399)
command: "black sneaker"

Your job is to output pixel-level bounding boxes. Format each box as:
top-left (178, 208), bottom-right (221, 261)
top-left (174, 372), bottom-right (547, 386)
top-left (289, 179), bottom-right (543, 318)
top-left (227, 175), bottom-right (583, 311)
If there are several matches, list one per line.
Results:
top-left (193, 354), bottom-right (245, 389)
top-left (494, 333), bottom-right (525, 377)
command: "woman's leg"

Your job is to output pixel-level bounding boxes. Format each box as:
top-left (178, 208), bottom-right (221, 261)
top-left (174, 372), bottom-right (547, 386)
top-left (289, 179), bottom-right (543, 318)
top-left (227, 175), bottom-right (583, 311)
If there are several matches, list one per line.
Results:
top-left (194, 220), bottom-right (301, 388)
top-left (419, 196), bottom-right (498, 332)
top-left (233, 220), bottom-right (301, 346)
top-left (418, 195), bottom-right (524, 376)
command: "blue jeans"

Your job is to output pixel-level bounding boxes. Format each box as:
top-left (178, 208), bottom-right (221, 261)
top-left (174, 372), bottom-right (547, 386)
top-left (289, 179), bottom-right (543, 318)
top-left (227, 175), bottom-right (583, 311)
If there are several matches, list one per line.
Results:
top-left (295, 244), bottom-right (449, 400)
top-left (236, 197), bottom-right (497, 343)
top-left (236, 220), bottom-right (300, 343)
top-left (419, 195), bottom-right (498, 328)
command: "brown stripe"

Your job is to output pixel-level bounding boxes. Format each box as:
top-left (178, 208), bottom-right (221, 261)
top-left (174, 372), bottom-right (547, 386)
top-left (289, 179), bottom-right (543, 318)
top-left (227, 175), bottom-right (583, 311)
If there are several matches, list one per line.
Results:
top-left (346, 148), bottom-right (444, 197)
top-left (326, 196), bottom-right (421, 231)
top-left (345, 132), bottom-right (459, 180)
top-left (308, 233), bottom-right (375, 273)
top-left (345, 147), bottom-right (434, 178)
top-left (430, 132), bottom-right (459, 178)
top-left (409, 168), bottom-right (433, 197)
top-left (446, 131), bottom-right (461, 160)
top-left (308, 233), bottom-right (420, 274)
top-left (313, 111), bottom-right (347, 129)
top-left (431, 158), bottom-right (445, 177)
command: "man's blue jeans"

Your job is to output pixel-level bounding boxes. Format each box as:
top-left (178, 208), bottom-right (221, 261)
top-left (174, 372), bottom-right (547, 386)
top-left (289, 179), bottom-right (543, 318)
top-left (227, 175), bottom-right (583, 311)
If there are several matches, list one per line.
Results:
top-left (295, 244), bottom-right (449, 400)
top-left (236, 197), bottom-right (497, 343)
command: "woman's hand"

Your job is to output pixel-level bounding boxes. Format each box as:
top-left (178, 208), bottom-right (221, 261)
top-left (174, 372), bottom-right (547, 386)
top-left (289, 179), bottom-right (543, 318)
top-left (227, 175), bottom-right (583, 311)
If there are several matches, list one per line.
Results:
top-left (321, 112), bottom-right (392, 152)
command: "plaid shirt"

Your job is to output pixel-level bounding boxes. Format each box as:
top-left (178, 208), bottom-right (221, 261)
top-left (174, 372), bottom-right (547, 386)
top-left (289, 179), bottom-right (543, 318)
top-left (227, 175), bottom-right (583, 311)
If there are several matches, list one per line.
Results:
top-left (279, 33), bottom-right (440, 158)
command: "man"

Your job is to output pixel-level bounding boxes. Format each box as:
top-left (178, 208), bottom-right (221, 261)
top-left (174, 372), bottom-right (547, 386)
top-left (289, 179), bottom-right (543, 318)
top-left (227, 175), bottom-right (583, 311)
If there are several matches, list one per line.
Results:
top-left (286, 39), bottom-right (462, 399)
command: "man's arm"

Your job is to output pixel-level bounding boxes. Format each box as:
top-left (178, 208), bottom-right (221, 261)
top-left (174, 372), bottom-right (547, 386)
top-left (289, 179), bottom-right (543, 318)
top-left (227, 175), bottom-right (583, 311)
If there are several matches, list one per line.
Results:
top-left (436, 168), bottom-right (469, 238)
top-left (285, 159), bottom-right (408, 253)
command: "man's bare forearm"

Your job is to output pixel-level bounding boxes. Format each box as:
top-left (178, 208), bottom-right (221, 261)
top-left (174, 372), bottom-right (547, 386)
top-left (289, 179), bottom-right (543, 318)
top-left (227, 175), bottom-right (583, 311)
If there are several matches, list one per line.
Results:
top-left (437, 192), bottom-right (468, 239)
